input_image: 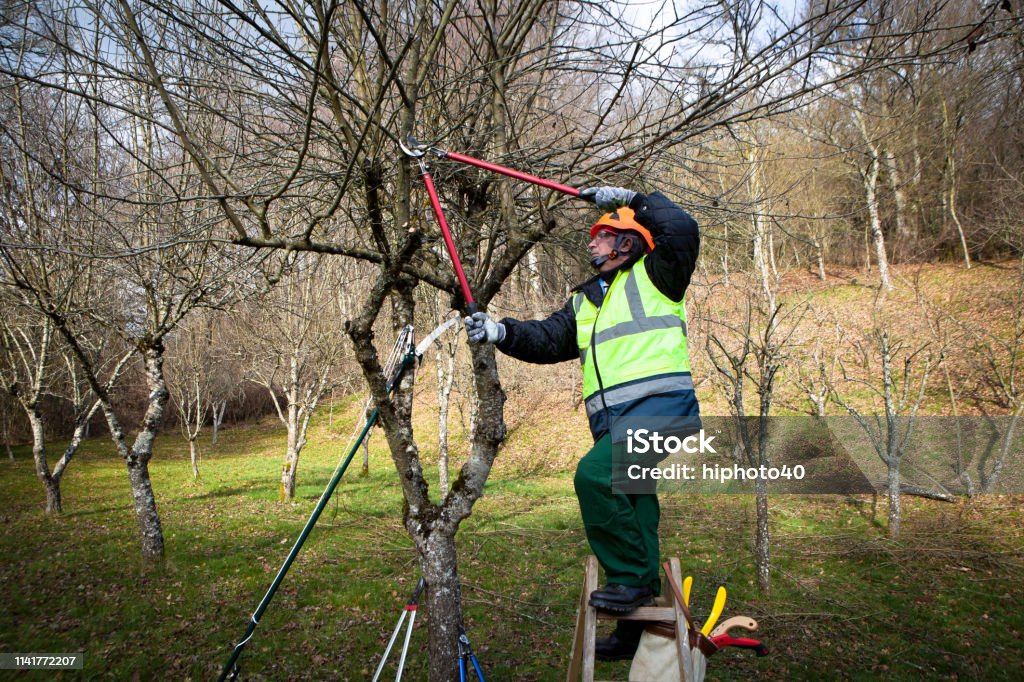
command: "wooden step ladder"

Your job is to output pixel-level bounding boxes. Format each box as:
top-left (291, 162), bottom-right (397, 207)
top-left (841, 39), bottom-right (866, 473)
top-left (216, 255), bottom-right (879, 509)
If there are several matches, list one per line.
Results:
top-left (566, 556), bottom-right (693, 682)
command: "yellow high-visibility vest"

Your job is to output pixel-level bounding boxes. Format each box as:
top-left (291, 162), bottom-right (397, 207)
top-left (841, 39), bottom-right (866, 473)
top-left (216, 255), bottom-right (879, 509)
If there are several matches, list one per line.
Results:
top-left (573, 256), bottom-right (693, 422)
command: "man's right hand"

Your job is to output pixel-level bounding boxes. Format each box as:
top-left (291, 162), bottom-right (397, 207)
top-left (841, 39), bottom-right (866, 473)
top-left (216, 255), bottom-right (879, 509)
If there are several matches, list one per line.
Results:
top-left (579, 186), bottom-right (637, 211)
top-left (464, 311), bottom-right (506, 345)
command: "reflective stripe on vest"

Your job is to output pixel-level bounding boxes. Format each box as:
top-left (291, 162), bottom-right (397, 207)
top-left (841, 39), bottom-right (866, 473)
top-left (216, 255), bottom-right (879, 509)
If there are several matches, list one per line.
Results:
top-left (584, 373), bottom-right (695, 417)
top-left (575, 257), bottom-right (691, 419)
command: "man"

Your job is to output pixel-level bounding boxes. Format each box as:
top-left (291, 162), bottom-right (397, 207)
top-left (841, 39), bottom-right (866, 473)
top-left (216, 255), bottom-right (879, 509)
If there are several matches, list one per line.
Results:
top-left (465, 185), bottom-right (701, 660)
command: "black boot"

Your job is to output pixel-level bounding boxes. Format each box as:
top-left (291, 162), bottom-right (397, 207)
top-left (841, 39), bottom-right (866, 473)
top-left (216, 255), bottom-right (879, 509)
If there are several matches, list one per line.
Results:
top-left (595, 633), bottom-right (639, 661)
top-left (589, 583), bottom-right (654, 613)
top-left (595, 619), bottom-right (647, 662)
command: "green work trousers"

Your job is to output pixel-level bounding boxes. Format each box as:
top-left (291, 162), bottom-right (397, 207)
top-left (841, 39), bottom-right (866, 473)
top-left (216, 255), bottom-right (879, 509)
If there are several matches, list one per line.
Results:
top-left (573, 433), bottom-right (662, 595)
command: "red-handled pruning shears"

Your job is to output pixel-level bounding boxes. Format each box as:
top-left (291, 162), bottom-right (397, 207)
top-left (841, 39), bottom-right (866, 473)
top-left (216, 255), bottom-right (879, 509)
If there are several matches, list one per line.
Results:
top-left (710, 634), bottom-right (769, 657)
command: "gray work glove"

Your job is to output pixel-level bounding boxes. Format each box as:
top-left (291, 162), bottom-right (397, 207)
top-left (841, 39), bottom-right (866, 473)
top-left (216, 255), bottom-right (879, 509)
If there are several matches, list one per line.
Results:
top-left (579, 186), bottom-right (637, 211)
top-left (464, 311), bottom-right (506, 345)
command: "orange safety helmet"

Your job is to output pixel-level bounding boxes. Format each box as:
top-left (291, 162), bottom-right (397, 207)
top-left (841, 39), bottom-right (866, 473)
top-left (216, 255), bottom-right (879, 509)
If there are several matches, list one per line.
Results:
top-left (589, 207), bottom-right (655, 252)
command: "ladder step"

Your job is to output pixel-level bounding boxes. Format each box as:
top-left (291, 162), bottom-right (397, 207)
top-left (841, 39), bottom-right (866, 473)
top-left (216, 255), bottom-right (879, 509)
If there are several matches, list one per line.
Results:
top-left (568, 556), bottom-right (691, 682)
top-left (597, 606), bottom-right (677, 621)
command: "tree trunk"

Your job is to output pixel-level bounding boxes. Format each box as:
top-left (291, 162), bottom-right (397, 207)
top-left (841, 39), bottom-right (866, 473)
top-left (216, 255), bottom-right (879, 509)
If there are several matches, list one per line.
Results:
top-left (948, 161), bottom-right (971, 270)
top-left (813, 237), bottom-right (826, 281)
top-left (189, 438), bottom-right (199, 479)
top-left (436, 341), bottom-right (457, 497)
top-left (281, 423), bottom-right (299, 501)
top-left (27, 408), bottom-right (62, 514)
top-left (361, 436), bottom-right (370, 477)
top-left (127, 456), bottom-right (164, 558)
top-left (942, 98), bottom-right (971, 270)
top-left (211, 400), bottom-right (226, 446)
top-left (754, 478), bottom-right (770, 595)
top-left (863, 159), bottom-right (893, 291)
top-left (884, 147), bottom-right (910, 243)
top-left (853, 110), bottom-right (893, 290)
top-left (98, 341), bottom-right (171, 562)
top-left (419, 533), bottom-right (464, 682)
top-left (722, 220), bottom-right (730, 286)
top-left (748, 151), bottom-right (774, 306)
top-left (886, 461), bottom-right (901, 540)
top-left (437, 389), bottom-right (450, 497)
top-left (43, 475), bottom-right (62, 514)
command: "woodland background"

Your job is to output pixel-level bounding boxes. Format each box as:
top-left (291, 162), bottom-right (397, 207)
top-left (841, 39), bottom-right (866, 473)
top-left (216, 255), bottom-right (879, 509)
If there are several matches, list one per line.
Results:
top-left (1, 1), bottom-right (1023, 679)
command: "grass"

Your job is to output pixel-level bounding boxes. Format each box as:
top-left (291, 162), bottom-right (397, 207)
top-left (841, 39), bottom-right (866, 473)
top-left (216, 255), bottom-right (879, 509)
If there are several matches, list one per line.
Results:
top-left (2, 261), bottom-right (1023, 680)
top-left (2, 405), bottom-right (1023, 681)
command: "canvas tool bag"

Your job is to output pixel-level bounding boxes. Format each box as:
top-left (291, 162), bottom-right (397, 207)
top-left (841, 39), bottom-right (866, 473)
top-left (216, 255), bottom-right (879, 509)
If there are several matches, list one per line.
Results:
top-left (628, 566), bottom-right (718, 682)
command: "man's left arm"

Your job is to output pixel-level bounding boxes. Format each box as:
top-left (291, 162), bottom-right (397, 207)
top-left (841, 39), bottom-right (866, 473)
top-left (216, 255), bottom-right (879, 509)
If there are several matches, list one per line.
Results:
top-left (629, 191), bottom-right (700, 302)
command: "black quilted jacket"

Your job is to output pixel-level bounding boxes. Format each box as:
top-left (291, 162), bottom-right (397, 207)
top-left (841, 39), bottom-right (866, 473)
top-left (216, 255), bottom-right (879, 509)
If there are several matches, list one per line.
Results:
top-left (496, 191), bottom-right (699, 364)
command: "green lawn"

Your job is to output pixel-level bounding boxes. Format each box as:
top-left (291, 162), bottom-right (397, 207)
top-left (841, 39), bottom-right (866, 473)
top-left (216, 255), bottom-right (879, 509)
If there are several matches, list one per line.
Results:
top-left (1, 409), bottom-right (1022, 680)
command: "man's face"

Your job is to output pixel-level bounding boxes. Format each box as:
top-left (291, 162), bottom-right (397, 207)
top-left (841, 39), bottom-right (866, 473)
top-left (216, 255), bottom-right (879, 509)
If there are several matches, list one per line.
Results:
top-left (589, 229), bottom-right (630, 272)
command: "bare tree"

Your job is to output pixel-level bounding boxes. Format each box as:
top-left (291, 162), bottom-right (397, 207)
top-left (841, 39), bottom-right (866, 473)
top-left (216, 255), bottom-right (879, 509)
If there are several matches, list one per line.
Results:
top-left (0, 303), bottom-right (61, 511)
top-left (704, 278), bottom-right (798, 595)
top-left (971, 256), bottom-right (1024, 492)
top-left (0, 10), bottom-right (253, 556)
top-left (796, 307), bottom-right (845, 418)
top-left (242, 254), bottom-right (349, 500)
top-left (831, 305), bottom-right (937, 539)
top-left (168, 315), bottom-right (217, 479)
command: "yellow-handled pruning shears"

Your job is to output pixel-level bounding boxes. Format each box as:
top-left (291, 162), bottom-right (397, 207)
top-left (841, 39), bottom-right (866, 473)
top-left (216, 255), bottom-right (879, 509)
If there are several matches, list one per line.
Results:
top-left (700, 585), bottom-right (727, 636)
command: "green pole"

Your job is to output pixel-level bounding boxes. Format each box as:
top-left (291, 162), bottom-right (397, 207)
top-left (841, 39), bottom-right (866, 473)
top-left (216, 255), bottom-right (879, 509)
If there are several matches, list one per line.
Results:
top-left (219, 353), bottom-right (414, 681)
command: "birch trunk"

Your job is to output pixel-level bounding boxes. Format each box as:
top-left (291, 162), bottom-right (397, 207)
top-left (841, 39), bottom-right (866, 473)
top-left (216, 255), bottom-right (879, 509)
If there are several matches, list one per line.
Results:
top-left (28, 409), bottom-right (62, 514)
top-left (942, 98), bottom-right (971, 269)
top-left (95, 340), bottom-right (169, 561)
top-left (854, 111), bottom-right (893, 291)
top-left (754, 478), bottom-right (770, 595)
top-left (211, 400), bottom-right (226, 446)
top-left (281, 401), bottom-right (301, 500)
top-left (949, 179), bottom-right (971, 270)
top-left (883, 147), bottom-right (910, 242)
top-left (886, 460), bottom-right (901, 540)
top-left (189, 439), bottom-right (199, 479)
top-left (863, 159), bottom-right (893, 290)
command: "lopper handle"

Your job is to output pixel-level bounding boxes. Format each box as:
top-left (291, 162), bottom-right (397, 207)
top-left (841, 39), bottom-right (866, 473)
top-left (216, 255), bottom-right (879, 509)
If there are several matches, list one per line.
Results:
top-left (443, 151), bottom-right (592, 201)
top-left (420, 171), bottom-right (477, 309)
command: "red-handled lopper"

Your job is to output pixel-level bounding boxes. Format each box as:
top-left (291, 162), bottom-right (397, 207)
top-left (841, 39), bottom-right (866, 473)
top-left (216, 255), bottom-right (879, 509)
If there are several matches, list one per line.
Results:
top-left (400, 134), bottom-right (594, 315)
